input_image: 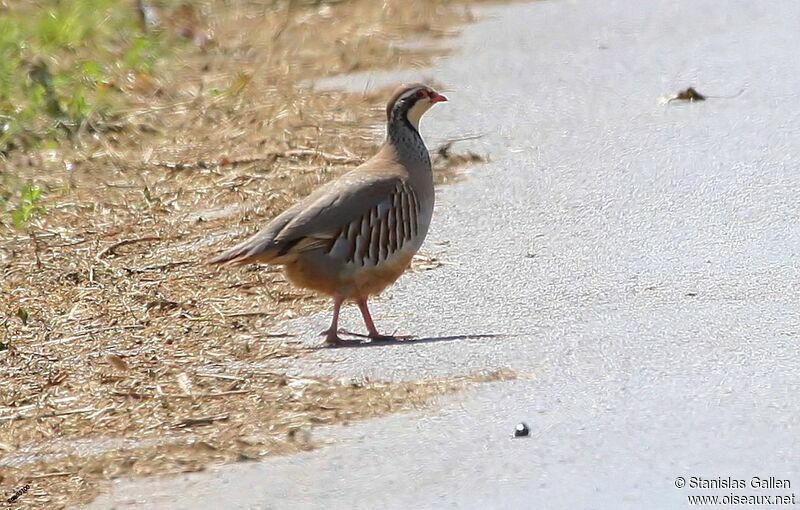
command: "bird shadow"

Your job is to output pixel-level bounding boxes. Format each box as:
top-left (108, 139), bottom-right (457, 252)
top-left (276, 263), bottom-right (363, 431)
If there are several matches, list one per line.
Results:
top-left (321, 332), bottom-right (509, 349)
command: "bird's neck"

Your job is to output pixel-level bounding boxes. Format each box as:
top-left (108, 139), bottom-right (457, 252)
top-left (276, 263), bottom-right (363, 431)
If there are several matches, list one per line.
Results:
top-left (386, 115), bottom-right (430, 170)
top-left (388, 110), bottom-right (420, 138)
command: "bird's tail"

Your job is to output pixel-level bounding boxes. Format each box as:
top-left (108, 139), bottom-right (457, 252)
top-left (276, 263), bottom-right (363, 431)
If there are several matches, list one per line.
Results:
top-left (207, 234), bottom-right (281, 266)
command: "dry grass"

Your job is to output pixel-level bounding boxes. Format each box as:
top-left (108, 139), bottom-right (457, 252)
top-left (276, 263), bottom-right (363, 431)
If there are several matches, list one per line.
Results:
top-left (0, 0), bottom-right (494, 508)
top-left (2, 369), bottom-right (515, 508)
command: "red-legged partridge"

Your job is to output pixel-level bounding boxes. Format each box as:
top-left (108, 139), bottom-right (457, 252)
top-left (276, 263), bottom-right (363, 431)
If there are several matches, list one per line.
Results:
top-left (209, 83), bottom-right (447, 345)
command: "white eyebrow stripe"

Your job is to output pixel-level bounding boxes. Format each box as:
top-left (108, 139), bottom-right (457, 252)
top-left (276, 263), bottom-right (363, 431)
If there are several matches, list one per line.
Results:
top-left (398, 87), bottom-right (425, 102)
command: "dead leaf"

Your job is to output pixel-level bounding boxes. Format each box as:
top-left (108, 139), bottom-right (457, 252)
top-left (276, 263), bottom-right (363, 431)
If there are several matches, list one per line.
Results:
top-left (671, 87), bottom-right (706, 102)
top-left (106, 354), bottom-right (129, 371)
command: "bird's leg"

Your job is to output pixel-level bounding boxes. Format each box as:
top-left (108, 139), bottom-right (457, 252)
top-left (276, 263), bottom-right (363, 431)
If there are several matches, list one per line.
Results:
top-left (357, 298), bottom-right (381, 338)
top-left (357, 298), bottom-right (416, 341)
top-left (322, 294), bottom-right (345, 346)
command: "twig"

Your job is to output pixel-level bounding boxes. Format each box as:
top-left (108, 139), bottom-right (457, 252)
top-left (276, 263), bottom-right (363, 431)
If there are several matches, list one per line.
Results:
top-left (0, 396), bottom-right (78, 414)
top-left (28, 230), bottom-right (42, 269)
top-left (0, 406), bottom-right (95, 423)
top-left (110, 390), bottom-right (148, 398)
top-left (2, 231), bottom-right (60, 245)
top-left (111, 389), bottom-right (249, 399)
top-left (123, 260), bottom-right (194, 273)
top-left (175, 413), bottom-right (229, 428)
top-left (433, 133), bottom-right (484, 152)
top-left (95, 236), bottom-right (163, 260)
top-left (28, 472), bottom-right (73, 479)
top-left (45, 325), bottom-right (145, 346)
top-left (705, 88), bottom-right (746, 99)
top-left (11, 349), bottom-right (56, 360)
top-left (40, 407), bottom-right (95, 418)
top-left (149, 149), bottom-right (363, 170)
top-left (169, 390), bottom-right (249, 398)
top-left (86, 405), bottom-right (115, 421)
top-left (282, 149), bottom-right (363, 164)
top-left (224, 311), bottom-right (274, 318)
top-left (195, 372), bottom-right (245, 382)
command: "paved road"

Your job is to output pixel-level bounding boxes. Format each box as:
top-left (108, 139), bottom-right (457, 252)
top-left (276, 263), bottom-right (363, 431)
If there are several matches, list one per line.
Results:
top-left (88, 0), bottom-right (800, 508)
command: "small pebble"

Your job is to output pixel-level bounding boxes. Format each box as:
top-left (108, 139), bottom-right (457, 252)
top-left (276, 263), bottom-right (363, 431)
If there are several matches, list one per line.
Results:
top-left (514, 422), bottom-right (530, 437)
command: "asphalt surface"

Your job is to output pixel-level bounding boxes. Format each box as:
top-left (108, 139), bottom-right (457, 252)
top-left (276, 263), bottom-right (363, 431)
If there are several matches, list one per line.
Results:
top-left (87, 0), bottom-right (800, 508)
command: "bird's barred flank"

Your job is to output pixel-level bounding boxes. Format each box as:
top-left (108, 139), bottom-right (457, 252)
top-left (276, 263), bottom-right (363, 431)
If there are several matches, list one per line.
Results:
top-left (327, 182), bottom-right (420, 266)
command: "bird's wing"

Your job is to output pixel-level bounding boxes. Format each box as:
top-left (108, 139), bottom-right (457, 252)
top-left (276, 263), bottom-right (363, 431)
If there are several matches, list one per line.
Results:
top-left (307, 176), bottom-right (422, 266)
top-left (208, 159), bottom-right (414, 265)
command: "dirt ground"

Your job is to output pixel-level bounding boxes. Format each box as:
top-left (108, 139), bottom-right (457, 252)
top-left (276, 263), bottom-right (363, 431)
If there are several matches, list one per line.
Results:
top-left (0, 1), bottom-right (499, 508)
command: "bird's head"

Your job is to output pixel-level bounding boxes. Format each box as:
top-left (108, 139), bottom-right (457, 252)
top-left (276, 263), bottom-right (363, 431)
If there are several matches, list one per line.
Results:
top-left (385, 83), bottom-right (448, 130)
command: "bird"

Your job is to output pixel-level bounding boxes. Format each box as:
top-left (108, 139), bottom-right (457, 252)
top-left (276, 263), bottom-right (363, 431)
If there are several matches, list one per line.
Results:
top-left (209, 83), bottom-right (447, 346)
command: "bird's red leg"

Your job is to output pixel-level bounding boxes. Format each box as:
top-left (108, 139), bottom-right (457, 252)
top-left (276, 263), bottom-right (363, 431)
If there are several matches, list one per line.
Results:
top-left (357, 298), bottom-right (415, 341)
top-left (322, 294), bottom-right (345, 346)
top-left (357, 298), bottom-right (381, 338)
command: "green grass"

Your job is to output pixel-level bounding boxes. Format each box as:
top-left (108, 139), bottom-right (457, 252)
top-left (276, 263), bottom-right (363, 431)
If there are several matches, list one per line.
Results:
top-left (0, 0), bottom-right (171, 153)
top-left (11, 183), bottom-right (45, 229)
top-left (0, 173), bottom-right (46, 230)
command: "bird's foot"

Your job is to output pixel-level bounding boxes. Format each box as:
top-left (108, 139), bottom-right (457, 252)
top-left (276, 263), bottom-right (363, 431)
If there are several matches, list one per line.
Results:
top-left (319, 328), bottom-right (414, 345)
top-left (335, 329), bottom-right (415, 342)
top-left (320, 328), bottom-right (359, 347)
top-left (324, 335), bottom-right (347, 347)
top-left (319, 328), bottom-right (364, 339)
top-left (334, 328), bottom-right (369, 339)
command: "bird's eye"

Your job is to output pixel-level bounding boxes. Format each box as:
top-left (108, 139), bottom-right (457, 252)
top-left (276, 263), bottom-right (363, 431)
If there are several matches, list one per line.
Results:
top-left (415, 89), bottom-right (427, 98)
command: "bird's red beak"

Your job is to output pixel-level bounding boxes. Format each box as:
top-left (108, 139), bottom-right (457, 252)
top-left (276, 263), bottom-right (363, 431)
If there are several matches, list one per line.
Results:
top-left (429, 92), bottom-right (448, 103)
